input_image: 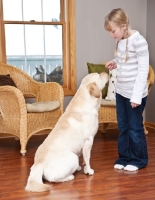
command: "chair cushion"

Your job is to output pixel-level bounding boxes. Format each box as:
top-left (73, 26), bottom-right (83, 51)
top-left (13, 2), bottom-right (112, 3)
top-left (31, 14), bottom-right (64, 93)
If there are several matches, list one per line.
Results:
top-left (105, 68), bottom-right (117, 100)
top-left (101, 99), bottom-right (116, 107)
top-left (0, 74), bottom-right (17, 87)
top-left (87, 62), bottom-right (109, 98)
top-left (27, 101), bottom-right (60, 113)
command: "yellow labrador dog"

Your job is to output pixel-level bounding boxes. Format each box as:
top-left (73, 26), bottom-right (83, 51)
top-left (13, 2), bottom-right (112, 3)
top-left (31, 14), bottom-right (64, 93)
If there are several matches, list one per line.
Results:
top-left (25, 72), bottom-right (108, 192)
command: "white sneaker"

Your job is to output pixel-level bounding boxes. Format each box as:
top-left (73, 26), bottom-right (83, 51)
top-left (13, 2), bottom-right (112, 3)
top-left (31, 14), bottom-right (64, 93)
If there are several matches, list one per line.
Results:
top-left (114, 164), bottom-right (124, 170)
top-left (124, 165), bottom-right (138, 171)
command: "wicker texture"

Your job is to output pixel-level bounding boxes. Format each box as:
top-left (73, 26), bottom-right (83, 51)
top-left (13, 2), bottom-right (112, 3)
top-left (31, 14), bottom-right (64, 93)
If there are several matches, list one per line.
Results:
top-left (99, 65), bottom-right (155, 132)
top-left (0, 63), bottom-right (64, 155)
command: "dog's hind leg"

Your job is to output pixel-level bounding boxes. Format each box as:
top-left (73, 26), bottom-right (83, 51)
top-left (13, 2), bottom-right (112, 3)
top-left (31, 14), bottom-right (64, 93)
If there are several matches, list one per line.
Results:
top-left (61, 175), bottom-right (75, 182)
top-left (77, 166), bottom-right (82, 171)
top-left (82, 136), bottom-right (94, 175)
top-left (43, 151), bottom-right (79, 183)
top-left (61, 165), bottom-right (81, 181)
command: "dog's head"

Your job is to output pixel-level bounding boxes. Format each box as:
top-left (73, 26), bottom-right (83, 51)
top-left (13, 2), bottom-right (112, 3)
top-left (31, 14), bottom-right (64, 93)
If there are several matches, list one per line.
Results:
top-left (81, 72), bottom-right (109, 98)
top-left (66, 72), bottom-right (109, 113)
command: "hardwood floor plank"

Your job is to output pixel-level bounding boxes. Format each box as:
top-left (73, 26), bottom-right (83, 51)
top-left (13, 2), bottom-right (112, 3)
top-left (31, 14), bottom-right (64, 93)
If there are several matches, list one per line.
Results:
top-left (0, 128), bottom-right (155, 199)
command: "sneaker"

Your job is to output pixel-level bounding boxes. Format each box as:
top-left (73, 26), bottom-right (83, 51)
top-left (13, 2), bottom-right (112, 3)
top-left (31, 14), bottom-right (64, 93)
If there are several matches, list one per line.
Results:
top-left (114, 164), bottom-right (124, 170)
top-left (124, 165), bottom-right (138, 171)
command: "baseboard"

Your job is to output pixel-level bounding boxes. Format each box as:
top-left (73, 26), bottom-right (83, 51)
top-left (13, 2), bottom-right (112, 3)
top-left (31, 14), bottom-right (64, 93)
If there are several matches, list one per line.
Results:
top-left (98, 121), bottom-right (155, 131)
top-left (98, 123), bottom-right (118, 130)
top-left (144, 121), bottom-right (155, 129)
top-left (0, 130), bottom-right (51, 139)
top-left (1, 125), bottom-right (117, 139)
top-left (0, 133), bottom-right (14, 138)
top-left (0, 122), bottom-right (155, 139)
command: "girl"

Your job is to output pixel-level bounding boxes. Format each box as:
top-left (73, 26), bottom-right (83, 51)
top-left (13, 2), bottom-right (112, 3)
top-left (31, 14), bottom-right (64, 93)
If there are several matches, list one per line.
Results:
top-left (104, 8), bottom-right (149, 171)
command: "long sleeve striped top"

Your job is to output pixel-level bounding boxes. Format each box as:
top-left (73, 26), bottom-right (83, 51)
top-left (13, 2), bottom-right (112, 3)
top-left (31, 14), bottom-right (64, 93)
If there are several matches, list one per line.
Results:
top-left (114, 31), bottom-right (149, 104)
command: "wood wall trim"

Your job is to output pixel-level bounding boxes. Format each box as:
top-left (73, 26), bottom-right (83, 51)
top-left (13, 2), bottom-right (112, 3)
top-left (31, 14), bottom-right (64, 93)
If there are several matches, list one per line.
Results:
top-left (98, 121), bottom-right (155, 132)
top-left (144, 121), bottom-right (155, 129)
top-left (1, 121), bottom-right (155, 139)
top-left (0, 0), bottom-right (5, 63)
top-left (64, 0), bottom-right (76, 95)
top-left (69, 0), bottom-right (76, 94)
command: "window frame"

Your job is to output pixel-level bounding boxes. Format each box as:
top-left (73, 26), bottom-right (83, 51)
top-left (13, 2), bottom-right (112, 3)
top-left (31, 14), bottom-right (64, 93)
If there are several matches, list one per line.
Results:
top-left (0, 0), bottom-right (76, 96)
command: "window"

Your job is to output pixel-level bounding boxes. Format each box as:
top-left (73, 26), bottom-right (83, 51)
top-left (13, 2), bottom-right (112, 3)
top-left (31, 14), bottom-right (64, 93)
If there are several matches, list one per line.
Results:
top-left (0, 0), bottom-right (76, 95)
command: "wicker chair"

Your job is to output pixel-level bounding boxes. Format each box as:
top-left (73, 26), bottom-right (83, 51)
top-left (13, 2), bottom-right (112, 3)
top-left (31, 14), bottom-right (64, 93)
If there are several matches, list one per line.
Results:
top-left (0, 63), bottom-right (64, 155)
top-left (99, 65), bottom-right (155, 133)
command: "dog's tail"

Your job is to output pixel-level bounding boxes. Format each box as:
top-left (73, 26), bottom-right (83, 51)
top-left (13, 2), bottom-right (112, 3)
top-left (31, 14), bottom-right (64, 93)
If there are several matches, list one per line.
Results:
top-left (25, 164), bottom-right (51, 192)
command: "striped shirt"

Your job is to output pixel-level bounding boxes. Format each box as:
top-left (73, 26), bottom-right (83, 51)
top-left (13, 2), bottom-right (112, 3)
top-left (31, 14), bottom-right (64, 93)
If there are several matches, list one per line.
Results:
top-left (114, 31), bottom-right (149, 104)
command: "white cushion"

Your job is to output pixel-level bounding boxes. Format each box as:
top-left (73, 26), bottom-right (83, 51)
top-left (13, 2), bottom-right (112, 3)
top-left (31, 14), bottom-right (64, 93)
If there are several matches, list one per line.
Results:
top-left (27, 101), bottom-right (60, 113)
top-left (101, 99), bottom-right (116, 107)
top-left (105, 68), bottom-right (117, 100)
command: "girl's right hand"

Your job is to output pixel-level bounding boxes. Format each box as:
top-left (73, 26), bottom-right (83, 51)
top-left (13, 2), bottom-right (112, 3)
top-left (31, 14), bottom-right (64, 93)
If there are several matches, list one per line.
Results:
top-left (105, 61), bottom-right (117, 70)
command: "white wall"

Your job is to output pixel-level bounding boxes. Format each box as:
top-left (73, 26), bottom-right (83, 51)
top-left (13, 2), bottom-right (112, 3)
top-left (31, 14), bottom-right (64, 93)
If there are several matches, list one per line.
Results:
top-left (146, 0), bottom-right (155, 123)
top-left (76, 0), bottom-right (147, 87)
top-left (64, 0), bottom-right (147, 109)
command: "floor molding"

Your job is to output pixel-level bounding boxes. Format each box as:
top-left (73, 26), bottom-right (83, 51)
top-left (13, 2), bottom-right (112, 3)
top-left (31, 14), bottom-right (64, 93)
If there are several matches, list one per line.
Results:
top-left (0, 130), bottom-right (50, 139)
top-left (98, 121), bottom-right (155, 132)
top-left (98, 123), bottom-right (118, 131)
top-left (144, 121), bottom-right (155, 129)
top-left (1, 122), bottom-right (155, 139)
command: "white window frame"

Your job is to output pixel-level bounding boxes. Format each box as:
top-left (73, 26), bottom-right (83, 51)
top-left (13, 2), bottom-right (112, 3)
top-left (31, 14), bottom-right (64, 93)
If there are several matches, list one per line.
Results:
top-left (0, 0), bottom-right (76, 96)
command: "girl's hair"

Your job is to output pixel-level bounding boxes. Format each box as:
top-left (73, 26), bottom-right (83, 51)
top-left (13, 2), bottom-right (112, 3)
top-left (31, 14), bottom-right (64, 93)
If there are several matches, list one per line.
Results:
top-left (104, 8), bottom-right (129, 62)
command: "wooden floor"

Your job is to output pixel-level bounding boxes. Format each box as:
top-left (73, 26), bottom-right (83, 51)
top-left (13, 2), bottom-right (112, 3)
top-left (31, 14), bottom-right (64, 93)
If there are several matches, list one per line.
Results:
top-left (0, 127), bottom-right (155, 200)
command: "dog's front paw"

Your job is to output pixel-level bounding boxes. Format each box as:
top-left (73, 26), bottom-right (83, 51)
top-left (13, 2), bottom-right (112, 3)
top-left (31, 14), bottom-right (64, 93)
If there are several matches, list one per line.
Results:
top-left (84, 166), bottom-right (94, 175)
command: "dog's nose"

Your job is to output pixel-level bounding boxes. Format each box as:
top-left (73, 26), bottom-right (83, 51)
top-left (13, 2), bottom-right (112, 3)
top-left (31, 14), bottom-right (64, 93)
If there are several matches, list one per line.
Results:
top-left (100, 72), bottom-right (109, 83)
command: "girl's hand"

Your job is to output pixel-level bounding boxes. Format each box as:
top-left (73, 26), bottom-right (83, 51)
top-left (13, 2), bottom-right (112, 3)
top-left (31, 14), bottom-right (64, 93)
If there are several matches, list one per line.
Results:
top-left (105, 61), bottom-right (117, 70)
top-left (131, 102), bottom-right (140, 108)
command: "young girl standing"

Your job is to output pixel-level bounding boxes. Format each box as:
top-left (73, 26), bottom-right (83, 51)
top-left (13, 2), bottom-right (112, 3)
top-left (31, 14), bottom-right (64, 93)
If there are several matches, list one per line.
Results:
top-left (104, 8), bottom-right (149, 171)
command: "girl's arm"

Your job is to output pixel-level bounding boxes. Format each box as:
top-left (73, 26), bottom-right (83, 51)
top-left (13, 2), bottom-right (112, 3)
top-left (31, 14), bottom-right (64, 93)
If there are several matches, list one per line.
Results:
top-left (130, 36), bottom-right (149, 105)
top-left (105, 59), bottom-right (117, 70)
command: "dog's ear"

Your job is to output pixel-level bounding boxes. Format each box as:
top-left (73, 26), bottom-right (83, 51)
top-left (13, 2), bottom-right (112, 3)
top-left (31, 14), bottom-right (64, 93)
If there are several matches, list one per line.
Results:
top-left (87, 82), bottom-right (100, 98)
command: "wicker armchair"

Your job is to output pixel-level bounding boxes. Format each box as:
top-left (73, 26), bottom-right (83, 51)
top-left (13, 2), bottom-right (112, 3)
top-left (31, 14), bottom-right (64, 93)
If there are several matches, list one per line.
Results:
top-left (0, 63), bottom-right (64, 155)
top-left (99, 65), bottom-right (155, 133)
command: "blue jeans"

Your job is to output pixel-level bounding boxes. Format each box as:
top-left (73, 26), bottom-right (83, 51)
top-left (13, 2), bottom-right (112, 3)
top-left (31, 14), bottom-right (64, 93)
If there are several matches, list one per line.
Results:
top-left (115, 93), bottom-right (148, 169)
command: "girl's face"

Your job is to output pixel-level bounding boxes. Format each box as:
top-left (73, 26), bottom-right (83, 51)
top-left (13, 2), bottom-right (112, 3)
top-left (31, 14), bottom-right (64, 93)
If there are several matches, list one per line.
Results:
top-left (108, 23), bottom-right (127, 41)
